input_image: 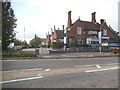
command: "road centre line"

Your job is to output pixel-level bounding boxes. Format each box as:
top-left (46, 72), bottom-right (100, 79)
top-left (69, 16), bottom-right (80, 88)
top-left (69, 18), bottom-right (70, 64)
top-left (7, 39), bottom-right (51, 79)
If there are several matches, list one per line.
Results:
top-left (85, 67), bottom-right (119, 73)
top-left (0, 76), bottom-right (43, 84)
top-left (2, 68), bottom-right (42, 73)
top-left (74, 63), bottom-right (118, 68)
top-left (45, 69), bottom-right (50, 72)
top-left (96, 65), bottom-right (102, 68)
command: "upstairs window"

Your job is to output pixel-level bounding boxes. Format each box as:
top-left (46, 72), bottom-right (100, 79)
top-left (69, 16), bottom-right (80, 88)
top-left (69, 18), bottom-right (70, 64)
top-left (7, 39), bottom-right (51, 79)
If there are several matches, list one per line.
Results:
top-left (88, 31), bottom-right (97, 34)
top-left (103, 29), bottom-right (107, 36)
top-left (77, 27), bottom-right (81, 34)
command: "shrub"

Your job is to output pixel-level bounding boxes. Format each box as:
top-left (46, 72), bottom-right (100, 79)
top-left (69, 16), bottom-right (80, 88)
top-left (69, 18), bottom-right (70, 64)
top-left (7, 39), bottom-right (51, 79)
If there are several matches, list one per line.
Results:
top-left (51, 42), bottom-right (64, 49)
top-left (111, 50), bottom-right (120, 54)
top-left (2, 49), bottom-right (37, 57)
top-left (70, 41), bottom-right (91, 47)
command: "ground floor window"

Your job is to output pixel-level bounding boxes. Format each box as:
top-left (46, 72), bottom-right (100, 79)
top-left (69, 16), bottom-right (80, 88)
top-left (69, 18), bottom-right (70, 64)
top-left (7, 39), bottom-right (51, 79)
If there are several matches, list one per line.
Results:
top-left (91, 41), bottom-right (99, 44)
top-left (77, 40), bottom-right (83, 44)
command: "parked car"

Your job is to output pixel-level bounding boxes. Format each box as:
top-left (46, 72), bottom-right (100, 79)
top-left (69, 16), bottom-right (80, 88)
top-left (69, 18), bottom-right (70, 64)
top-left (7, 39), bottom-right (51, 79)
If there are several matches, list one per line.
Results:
top-left (8, 46), bottom-right (22, 51)
top-left (14, 46), bottom-right (22, 50)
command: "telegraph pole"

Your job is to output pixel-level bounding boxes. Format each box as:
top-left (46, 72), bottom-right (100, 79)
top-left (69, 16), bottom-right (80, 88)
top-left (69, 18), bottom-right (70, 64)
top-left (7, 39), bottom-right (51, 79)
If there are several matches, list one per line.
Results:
top-left (24, 27), bottom-right (25, 42)
top-left (24, 27), bottom-right (26, 48)
top-left (34, 34), bottom-right (37, 53)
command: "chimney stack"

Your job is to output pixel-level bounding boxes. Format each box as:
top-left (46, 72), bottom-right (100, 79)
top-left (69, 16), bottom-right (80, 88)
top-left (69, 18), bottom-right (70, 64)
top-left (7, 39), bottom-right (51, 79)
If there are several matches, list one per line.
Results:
top-left (100, 19), bottom-right (105, 24)
top-left (51, 28), bottom-right (53, 33)
top-left (54, 25), bottom-right (56, 32)
top-left (67, 11), bottom-right (72, 29)
top-left (62, 25), bottom-right (64, 30)
top-left (91, 12), bottom-right (96, 23)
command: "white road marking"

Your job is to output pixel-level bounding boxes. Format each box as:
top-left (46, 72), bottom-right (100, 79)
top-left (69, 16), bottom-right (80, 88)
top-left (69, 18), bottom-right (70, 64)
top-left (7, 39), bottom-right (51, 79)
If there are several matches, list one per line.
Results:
top-left (45, 69), bottom-right (50, 72)
top-left (3, 68), bottom-right (42, 73)
top-left (85, 67), bottom-right (118, 73)
top-left (0, 76), bottom-right (43, 84)
top-left (47, 59), bottom-right (72, 60)
top-left (106, 63), bottom-right (119, 65)
top-left (37, 74), bottom-right (42, 77)
top-left (96, 65), bottom-right (102, 68)
top-left (74, 65), bottom-right (84, 68)
top-left (74, 63), bottom-right (118, 68)
top-left (94, 58), bottom-right (111, 59)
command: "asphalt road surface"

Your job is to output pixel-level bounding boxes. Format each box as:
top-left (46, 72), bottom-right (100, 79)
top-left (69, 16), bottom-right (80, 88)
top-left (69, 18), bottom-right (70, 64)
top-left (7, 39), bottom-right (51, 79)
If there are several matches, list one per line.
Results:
top-left (2, 57), bottom-right (118, 71)
top-left (2, 57), bottom-right (119, 88)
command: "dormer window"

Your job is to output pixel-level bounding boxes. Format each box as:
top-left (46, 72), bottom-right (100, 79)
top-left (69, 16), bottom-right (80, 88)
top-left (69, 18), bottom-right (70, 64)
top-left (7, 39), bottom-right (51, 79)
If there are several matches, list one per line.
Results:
top-left (103, 29), bottom-right (107, 36)
top-left (77, 27), bottom-right (81, 34)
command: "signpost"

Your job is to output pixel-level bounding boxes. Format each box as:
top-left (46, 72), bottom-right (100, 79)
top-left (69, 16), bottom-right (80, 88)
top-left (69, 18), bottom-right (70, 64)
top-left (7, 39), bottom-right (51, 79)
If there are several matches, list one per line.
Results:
top-left (98, 31), bottom-right (102, 54)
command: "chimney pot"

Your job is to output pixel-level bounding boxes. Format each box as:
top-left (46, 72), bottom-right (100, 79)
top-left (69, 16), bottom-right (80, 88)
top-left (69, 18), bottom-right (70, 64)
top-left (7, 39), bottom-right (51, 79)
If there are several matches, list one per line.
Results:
top-left (100, 19), bottom-right (105, 24)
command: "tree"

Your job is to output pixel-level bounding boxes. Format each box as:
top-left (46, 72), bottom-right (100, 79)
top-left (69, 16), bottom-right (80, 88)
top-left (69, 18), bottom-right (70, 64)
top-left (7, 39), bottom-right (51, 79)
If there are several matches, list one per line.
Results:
top-left (14, 38), bottom-right (22, 46)
top-left (2, 2), bottom-right (17, 50)
top-left (30, 36), bottom-right (41, 48)
top-left (14, 38), bottom-right (28, 48)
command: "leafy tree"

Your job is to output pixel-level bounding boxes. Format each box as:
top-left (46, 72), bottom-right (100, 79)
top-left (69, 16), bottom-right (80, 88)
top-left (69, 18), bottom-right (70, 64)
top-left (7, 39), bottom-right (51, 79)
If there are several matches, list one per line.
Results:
top-left (2, 2), bottom-right (17, 50)
top-left (14, 39), bottom-right (28, 48)
top-left (30, 36), bottom-right (41, 48)
top-left (14, 38), bottom-right (22, 46)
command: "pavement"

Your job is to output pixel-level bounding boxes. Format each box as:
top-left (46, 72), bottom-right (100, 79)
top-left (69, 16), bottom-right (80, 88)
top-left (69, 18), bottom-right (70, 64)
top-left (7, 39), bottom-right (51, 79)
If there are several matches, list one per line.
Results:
top-left (37, 52), bottom-right (118, 59)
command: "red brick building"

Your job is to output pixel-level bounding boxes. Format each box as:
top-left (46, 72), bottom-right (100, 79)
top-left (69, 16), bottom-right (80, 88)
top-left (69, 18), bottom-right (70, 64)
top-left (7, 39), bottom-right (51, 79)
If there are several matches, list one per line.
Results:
top-left (66, 11), bottom-right (120, 49)
top-left (46, 11), bottom-right (120, 50)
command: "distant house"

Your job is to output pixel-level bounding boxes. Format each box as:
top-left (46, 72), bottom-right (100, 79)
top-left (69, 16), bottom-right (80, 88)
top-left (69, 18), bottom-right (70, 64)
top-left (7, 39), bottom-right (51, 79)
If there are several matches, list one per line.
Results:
top-left (30, 37), bottom-right (47, 47)
top-left (40, 38), bottom-right (46, 45)
top-left (46, 26), bottom-right (64, 44)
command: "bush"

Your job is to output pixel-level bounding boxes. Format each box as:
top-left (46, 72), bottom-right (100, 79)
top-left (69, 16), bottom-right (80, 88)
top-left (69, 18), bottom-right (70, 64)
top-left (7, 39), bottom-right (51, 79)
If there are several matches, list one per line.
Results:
top-left (2, 49), bottom-right (37, 57)
top-left (111, 50), bottom-right (120, 54)
top-left (70, 41), bottom-right (91, 47)
top-left (51, 42), bottom-right (64, 49)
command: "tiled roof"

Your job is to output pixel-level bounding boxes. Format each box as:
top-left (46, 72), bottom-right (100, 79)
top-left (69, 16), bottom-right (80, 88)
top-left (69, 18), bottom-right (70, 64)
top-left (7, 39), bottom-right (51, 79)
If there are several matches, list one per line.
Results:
top-left (72, 19), bottom-right (100, 30)
top-left (81, 21), bottom-right (100, 30)
top-left (55, 30), bottom-right (64, 39)
top-left (40, 38), bottom-right (46, 42)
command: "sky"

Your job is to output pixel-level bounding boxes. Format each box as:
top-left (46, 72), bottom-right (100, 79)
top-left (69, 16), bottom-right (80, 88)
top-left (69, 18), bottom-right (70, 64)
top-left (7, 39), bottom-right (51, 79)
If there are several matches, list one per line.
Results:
top-left (11, 0), bottom-right (119, 43)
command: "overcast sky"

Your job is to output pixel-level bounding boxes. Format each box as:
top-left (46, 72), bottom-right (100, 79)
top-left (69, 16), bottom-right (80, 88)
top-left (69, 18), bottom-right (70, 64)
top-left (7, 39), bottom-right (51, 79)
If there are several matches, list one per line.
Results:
top-left (11, 0), bottom-right (119, 43)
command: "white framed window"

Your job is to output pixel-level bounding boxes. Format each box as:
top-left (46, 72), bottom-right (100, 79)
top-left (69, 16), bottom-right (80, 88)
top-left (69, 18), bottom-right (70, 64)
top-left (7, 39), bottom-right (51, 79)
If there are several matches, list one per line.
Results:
top-left (77, 27), bottom-right (81, 34)
top-left (103, 29), bottom-right (107, 36)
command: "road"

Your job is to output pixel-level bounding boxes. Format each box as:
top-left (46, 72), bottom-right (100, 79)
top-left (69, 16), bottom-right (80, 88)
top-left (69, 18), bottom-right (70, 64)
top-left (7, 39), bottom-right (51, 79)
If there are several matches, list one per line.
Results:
top-left (2, 57), bottom-right (118, 71)
top-left (1, 57), bottom-right (119, 88)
